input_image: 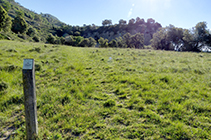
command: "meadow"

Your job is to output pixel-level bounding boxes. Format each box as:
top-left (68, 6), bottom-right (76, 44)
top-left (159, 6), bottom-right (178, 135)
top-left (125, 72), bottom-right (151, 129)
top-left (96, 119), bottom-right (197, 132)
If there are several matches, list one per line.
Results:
top-left (0, 40), bottom-right (210, 139)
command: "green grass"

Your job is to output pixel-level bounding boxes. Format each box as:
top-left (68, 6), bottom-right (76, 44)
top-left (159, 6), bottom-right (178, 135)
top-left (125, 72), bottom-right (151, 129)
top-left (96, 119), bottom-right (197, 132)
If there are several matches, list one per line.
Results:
top-left (0, 40), bottom-right (211, 139)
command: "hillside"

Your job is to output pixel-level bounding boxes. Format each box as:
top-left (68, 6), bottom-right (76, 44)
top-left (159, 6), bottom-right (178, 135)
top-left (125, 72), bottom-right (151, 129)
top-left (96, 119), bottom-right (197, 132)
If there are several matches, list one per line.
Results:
top-left (0, 0), bottom-right (163, 47)
top-left (6, 1), bottom-right (65, 26)
top-left (1, 0), bottom-right (211, 53)
top-left (0, 0), bottom-right (65, 41)
top-left (0, 41), bottom-right (210, 139)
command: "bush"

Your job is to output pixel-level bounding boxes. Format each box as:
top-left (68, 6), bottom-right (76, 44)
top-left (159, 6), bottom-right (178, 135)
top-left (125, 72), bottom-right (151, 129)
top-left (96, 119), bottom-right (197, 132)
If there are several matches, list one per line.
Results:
top-left (46, 34), bottom-right (55, 44)
top-left (79, 38), bottom-right (89, 47)
top-left (27, 27), bottom-right (37, 37)
top-left (33, 36), bottom-right (40, 42)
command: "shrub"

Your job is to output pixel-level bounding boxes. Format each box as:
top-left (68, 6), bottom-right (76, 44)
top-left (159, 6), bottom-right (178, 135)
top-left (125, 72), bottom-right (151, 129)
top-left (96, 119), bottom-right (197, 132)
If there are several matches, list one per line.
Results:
top-left (27, 27), bottom-right (37, 37)
top-left (46, 34), bottom-right (55, 44)
top-left (33, 36), bottom-right (40, 42)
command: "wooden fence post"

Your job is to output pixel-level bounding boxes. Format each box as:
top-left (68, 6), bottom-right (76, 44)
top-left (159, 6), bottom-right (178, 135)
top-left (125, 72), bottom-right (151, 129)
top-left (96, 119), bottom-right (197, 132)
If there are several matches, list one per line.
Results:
top-left (22, 59), bottom-right (38, 140)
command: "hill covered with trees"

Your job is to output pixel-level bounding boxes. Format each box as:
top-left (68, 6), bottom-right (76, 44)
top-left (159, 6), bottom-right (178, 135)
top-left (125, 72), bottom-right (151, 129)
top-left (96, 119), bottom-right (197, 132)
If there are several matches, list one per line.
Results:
top-left (0, 0), bottom-right (160, 48)
top-left (0, 0), bottom-right (211, 52)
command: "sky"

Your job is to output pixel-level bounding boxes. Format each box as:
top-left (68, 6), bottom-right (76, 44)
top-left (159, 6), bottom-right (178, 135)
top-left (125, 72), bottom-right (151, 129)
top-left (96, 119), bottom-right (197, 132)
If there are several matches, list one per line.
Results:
top-left (15, 0), bottom-right (211, 30)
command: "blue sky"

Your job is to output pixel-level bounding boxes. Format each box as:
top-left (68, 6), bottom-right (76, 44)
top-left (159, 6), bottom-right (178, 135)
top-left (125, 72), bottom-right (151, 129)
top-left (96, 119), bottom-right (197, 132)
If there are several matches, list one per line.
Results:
top-left (15, 0), bottom-right (211, 30)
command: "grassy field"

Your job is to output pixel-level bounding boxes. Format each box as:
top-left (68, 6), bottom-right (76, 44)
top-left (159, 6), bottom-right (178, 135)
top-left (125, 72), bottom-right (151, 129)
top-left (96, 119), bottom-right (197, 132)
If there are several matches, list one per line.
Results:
top-left (0, 40), bottom-right (211, 139)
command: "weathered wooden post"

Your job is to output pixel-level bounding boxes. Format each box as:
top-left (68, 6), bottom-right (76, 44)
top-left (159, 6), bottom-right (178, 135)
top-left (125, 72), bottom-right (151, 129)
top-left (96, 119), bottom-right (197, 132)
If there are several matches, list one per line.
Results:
top-left (22, 59), bottom-right (38, 140)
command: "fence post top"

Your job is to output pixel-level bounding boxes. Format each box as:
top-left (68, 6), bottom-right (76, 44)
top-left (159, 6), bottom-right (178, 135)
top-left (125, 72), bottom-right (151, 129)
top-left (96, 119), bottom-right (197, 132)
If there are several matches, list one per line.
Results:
top-left (23, 59), bottom-right (34, 70)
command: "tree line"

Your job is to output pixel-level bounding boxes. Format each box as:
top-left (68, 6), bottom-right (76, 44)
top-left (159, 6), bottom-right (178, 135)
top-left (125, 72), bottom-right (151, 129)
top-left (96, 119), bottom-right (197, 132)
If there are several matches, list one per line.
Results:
top-left (98, 33), bottom-right (144, 49)
top-left (151, 22), bottom-right (211, 52)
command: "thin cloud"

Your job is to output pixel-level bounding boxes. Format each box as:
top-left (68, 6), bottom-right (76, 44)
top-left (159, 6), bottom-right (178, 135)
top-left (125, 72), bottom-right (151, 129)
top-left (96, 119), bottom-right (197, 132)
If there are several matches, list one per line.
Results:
top-left (128, 4), bottom-right (135, 18)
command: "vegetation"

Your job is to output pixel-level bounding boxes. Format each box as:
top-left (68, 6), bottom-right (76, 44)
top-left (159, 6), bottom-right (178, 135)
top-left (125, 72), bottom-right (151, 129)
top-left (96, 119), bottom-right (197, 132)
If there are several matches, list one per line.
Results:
top-left (11, 14), bottom-right (28, 34)
top-left (102, 19), bottom-right (112, 26)
top-left (1, 0), bottom-right (210, 52)
top-left (151, 22), bottom-right (211, 52)
top-left (0, 5), bottom-right (11, 32)
top-left (0, 41), bottom-right (211, 139)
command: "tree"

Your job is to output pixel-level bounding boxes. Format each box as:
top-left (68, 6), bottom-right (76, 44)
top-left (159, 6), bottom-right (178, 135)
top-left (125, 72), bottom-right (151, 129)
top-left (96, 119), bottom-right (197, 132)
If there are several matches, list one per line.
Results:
top-left (33, 35), bottom-right (40, 42)
top-left (46, 34), bottom-right (55, 44)
top-left (65, 35), bottom-right (75, 45)
top-left (102, 19), bottom-right (112, 26)
top-left (27, 27), bottom-right (37, 37)
top-left (98, 37), bottom-right (108, 47)
top-left (74, 31), bottom-right (80, 36)
top-left (88, 37), bottom-right (96, 47)
top-left (119, 19), bottom-right (127, 25)
top-left (154, 22), bottom-right (162, 30)
top-left (151, 27), bottom-right (169, 50)
top-left (182, 29), bottom-right (196, 51)
top-left (147, 18), bottom-right (155, 25)
top-left (16, 10), bottom-right (24, 17)
top-left (194, 22), bottom-right (209, 43)
top-left (136, 17), bottom-right (145, 25)
top-left (0, 6), bottom-right (10, 31)
top-left (116, 37), bottom-right (125, 48)
top-left (74, 36), bottom-right (84, 46)
top-left (129, 18), bottom-right (135, 25)
top-left (108, 39), bottom-right (118, 47)
top-left (2, 15), bottom-right (11, 32)
top-left (12, 14), bottom-right (28, 33)
top-left (166, 25), bottom-right (184, 50)
top-left (182, 22), bottom-right (210, 52)
top-left (34, 14), bottom-right (42, 22)
top-left (131, 33), bottom-right (144, 49)
top-left (123, 33), bottom-right (132, 48)
top-left (151, 25), bottom-right (184, 51)
top-left (79, 38), bottom-right (89, 47)
top-left (60, 37), bottom-right (65, 44)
